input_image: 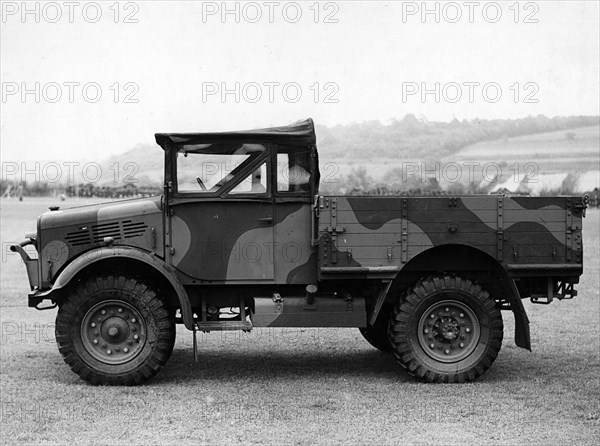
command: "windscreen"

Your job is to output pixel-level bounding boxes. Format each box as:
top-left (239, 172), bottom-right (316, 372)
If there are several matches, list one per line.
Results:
top-left (176, 143), bottom-right (266, 194)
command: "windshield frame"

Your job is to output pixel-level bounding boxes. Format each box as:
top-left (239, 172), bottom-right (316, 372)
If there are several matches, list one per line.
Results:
top-left (171, 140), bottom-right (272, 199)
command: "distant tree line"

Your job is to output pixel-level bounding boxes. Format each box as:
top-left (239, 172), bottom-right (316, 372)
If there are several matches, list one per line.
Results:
top-left (316, 114), bottom-right (599, 160)
top-left (1, 181), bottom-right (162, 199)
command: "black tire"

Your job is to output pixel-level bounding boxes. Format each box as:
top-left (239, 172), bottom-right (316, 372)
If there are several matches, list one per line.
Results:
top-left (359, 304), bottom-right (394, 352)
top-left (389, 275), bottom-right (503, 383)
top-left (55, 275), bottom-right (176, 385)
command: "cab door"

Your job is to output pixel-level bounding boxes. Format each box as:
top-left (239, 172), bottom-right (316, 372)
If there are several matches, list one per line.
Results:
top-left (272, 144), bottom-right (318, 285)
top-left (168, 143), bottom-right (275, 283)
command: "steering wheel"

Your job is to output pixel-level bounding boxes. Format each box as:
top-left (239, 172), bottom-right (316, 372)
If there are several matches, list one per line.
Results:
top-left (196, 177), bottom-right (207, 191)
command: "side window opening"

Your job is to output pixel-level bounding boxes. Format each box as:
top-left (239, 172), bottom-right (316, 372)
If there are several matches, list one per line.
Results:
top-left (276, 148), bottom-right (311, 193)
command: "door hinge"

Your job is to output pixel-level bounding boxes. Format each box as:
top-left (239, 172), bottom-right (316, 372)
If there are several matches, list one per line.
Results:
top-left (497, 197), bottom-right (504, 262)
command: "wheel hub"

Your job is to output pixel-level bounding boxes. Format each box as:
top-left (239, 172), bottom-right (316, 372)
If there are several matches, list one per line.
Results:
top-left (81, 300), bottom-right (146, 365)
top-left (438, 317), bottom-right (459, 341)
top-left (102, 317), bottom-right (130, 344)
top-left (418, 299), bottom-right (480, 363)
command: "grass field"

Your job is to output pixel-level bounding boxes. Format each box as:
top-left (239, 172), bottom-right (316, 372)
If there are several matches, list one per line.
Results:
top-left (1, 197), bottom-right (599, 445)
top-left (448, 125), bottom-right (600, 172)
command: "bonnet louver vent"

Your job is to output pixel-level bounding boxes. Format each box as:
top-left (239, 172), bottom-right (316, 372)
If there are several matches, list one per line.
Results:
top-left (64, 229), bottom-right (90, 246)
top-left (123, 221), bottom-right (148, 238)
top-left (65, 220), bottom-right (148, 247)
top-left (92, 222), bottom-right (121, 243)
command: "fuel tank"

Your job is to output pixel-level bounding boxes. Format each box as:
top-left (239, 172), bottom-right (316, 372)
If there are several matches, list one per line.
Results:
top-left (252, 295), bottom-right (366, 327)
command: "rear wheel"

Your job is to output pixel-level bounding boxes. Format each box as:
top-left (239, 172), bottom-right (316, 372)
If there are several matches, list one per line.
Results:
top-left (55, 275), bottom-right (176, 385)
top-left (389, 275), bottom-right (503, 383)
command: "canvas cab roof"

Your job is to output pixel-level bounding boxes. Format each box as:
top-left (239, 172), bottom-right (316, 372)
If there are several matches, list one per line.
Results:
top-left (155, 118), bottom-right (316, 149)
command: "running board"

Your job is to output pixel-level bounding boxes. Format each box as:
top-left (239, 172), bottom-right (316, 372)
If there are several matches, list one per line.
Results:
top-left (193, 320), bottom-right (253, 362)
top-left (195, 321), bottom-right (253, 332)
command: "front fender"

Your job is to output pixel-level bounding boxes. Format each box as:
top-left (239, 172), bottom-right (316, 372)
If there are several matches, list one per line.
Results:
top-left (40, 246), bottom-right (194, 329)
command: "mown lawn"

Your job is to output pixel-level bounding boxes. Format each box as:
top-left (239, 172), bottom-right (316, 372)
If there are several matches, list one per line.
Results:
top-left (1, 198), bottom-right (598, 445)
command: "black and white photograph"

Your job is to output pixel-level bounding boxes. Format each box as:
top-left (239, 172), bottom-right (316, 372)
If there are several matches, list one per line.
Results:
top-left (1, 1), bottom-right (599, 445)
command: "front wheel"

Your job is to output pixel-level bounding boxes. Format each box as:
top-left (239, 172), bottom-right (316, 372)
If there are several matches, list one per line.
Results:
top-left (55, 275), bottom-right (176, 385)
top-left (389, 275), bottom-right (503, 383)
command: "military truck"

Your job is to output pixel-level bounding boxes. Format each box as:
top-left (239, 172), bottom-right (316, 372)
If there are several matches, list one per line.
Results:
top-left (11, 119), bottom-right (588, 385)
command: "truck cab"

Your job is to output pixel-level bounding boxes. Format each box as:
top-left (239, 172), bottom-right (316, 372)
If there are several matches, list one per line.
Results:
top-left (158, 119), bottom-right (319, 286)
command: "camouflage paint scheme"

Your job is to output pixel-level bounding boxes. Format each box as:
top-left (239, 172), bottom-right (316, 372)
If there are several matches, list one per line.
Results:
top-left (168, 201), bottom-right (315, 284)
top-left (12, 119), bottom-right (585, 340)
top-left (318, 195), bottom-right (583, 277)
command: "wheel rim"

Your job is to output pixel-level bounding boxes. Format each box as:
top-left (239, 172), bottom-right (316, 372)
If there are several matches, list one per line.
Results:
top-left (417, 299), bottom-right (480, 363)
top-left (81, 300), bottom-right (146, 365)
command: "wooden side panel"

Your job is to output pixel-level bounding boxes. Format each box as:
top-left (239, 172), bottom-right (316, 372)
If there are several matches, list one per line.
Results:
top-left (317, 195), bottom-right (577, 275)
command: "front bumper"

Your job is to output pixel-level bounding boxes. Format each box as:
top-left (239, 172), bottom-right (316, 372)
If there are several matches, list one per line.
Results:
top-left (10, 239), bottom-right (39, 291)
top-left (10, 241), bottom-right (57, 309)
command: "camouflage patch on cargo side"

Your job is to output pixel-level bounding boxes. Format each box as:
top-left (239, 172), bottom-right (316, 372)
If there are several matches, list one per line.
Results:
top-left (320, 197), bottom-right (434, 268)
top-left (510, 196), bottom-right (567, 210)
top-left (461, 197), bottom-right (567, 246)
top-left (345, 196), bottom-right (402, 230)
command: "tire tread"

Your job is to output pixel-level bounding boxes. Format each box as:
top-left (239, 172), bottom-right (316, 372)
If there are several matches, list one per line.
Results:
top-left (389, 275), bottom-right (503, 383)
top-left (55, 274), bottom-right (175, 386)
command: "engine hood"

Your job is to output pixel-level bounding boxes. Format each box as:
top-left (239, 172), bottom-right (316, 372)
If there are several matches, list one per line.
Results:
top-left (36, 196), bottom-right (165, 286)
top-left (39, 196), bottom-right (163, 229)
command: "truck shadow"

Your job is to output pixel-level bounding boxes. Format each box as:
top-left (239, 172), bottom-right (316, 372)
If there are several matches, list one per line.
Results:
top-left (44, 344), bottom-right (575, 385)
top-left (154, 346), bottom-right (517, 384)
top-left (158, 348), bottom-right (407, 383)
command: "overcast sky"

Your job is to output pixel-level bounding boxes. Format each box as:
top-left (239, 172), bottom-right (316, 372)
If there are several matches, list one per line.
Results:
top-left (1, 1), bottom-right (599, 162)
